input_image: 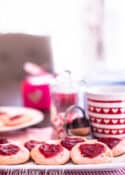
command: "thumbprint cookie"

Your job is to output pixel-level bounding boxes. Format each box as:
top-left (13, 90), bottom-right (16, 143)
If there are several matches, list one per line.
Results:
top-left (4, 114), bottom-right (32, 126)
top-left (0, 143), bottom-right (30, 165)
top-left (61, 136), bottom-right (87, 150)
top-left (24, 140), bottom-right (44, 151)
top-left (31, 142), bottom-right (70, 165)
top-left (98, 137), bottom-right (125, 157)
top-left (71, 140), bottom-right (112, 164)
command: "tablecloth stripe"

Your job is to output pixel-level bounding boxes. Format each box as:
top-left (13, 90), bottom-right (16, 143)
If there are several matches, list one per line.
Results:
top-left (0, 169), bottom-right (125, 175)
top-left (65, 169), bottom-right (125, 175)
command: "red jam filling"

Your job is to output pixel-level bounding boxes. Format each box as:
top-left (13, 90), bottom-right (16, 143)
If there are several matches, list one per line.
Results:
top-left (79, 143), bottom-right (105, 158)
top-left (39, 143), bottom-right (63, 158)
top-left (98, 137), bottom-right (121, 149)
top-left (61, 137), bottom-right (85, 150)
top-left (24, 140), bottom-right (44, 151)
top-left (0, 144), bottom-right (19, 156)
top-left (0, 138), bottom-right (8, 144)
top-left (9, 114), bottom-right (23, 121)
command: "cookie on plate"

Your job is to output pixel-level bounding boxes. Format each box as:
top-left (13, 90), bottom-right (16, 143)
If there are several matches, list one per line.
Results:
top-left (71, 140), bottom-right (112, 164)
top-left (0, 143), bottom-right (30, 165)
top-left (0, 111), bottom-right (10, 123)
top-left (61, 136), bottom-right (87, 150)
top-left (31, 141), bottom-right (70, 165)
top-left (4, 114), bottom-right (32, 126)
top-left (98, 137), bottom-right (125, 157)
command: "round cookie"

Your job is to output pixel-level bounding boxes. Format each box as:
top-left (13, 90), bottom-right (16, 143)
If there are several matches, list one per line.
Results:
top-left (0, 143), bottom-right (30, 165)
top-left (61, 136), bottom-right (87, 150)
top-left (4, 114), bottom-right (32, 126)
top-left (24, 140), bottom-right (44, 151)
top-left (71, 140), bottom-right (112, 164)
top-left (0, 111), bottom-right (10, 123)
top-left (98, 137), bottom-right (125, 157)
top-left (31, 142), bottom-right (70, 165)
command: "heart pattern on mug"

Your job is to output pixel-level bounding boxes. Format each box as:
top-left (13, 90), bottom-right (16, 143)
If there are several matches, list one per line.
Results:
top-left (102, 108), bottom-right (109, 113)
top-left (90, 117), bottom-right (125, 125)
top-left (91, 117), bottom-right (95, 122)
top-left (88, 99), bottom-right (125, 137)
top-left (112, 108), bottom-right (118, 113)
top-left (88, 106), bottom-right (125, 114)
top-left (104, 129), bottom-right (110, 134)
top-left (120, 119), bottom-right (125, 124)
top-left (95, 108), bottom-right (101, 112)
top-left (28, 90), bottom-right (42, 104)
top-left (104, 119), bottom-right (110, 124)
top-left (120, 108), bottom-right (125, 113)
top-left (97, 128), bottom-right (103, 133)
top-left (96, 118), bottom-right (101, 123)
top-left (112, 119), bottom-right (118, 124)
top-left (119, 129), bottom-right (124, 134)
top-left (92, 127), bottom-right (125, 135)
top-left (90, 106), bottom-right (94, 111)
top-left (111, 130), bottom-right (117, 134)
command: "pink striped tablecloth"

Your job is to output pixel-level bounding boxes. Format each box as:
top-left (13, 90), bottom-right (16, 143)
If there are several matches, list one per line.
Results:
top-left (0, 169), bottom-right (125, 175)
top-left (1, 127), bottom-right (125, 175)
top-left (69, 169), bottom-right (125, 175)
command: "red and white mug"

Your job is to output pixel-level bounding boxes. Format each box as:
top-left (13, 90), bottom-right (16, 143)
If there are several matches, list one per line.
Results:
top-left (86, 85), bottom-right (125, 138)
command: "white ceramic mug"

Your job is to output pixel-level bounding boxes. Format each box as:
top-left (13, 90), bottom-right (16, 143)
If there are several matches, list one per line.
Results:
top-left (86, 85), bottom-right (125, 138)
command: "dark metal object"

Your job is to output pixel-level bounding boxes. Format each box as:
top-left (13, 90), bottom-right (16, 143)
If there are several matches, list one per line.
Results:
top-left (64, 105), bottom-right (90, 136)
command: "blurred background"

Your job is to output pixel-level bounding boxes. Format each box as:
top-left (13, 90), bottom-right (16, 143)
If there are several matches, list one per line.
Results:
top-left (0, 0), bottom-right (125, 105)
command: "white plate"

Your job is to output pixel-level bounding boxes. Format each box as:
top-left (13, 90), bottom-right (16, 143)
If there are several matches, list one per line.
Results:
top-left (0, 154), bottom-right (125, 171)
top-left (0, 106), bottom-right (44, 132)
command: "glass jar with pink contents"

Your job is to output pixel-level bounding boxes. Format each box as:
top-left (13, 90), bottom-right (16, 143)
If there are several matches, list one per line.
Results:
top-left (51, 71), bottom-right (86, 138)
top-left (52, 71), bottom-right (79, 112)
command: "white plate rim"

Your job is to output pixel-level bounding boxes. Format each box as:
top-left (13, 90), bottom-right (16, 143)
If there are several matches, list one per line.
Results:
top-left (0, 106), bottom-right (44, 132)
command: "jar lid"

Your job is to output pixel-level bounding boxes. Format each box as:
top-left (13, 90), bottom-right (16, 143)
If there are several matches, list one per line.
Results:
top-left (27, 74), bottom-right (54, 85)
top-left (53, 71), bottom-right (78, 93)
